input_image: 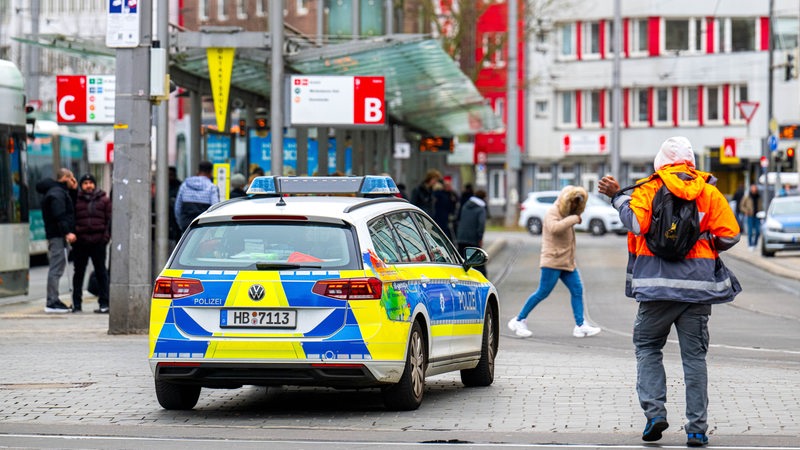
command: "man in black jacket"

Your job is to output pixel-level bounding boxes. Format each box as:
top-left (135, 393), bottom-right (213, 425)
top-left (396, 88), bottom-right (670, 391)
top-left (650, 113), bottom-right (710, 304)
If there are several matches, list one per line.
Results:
top-left (36, 168), bottom-right (78, 313)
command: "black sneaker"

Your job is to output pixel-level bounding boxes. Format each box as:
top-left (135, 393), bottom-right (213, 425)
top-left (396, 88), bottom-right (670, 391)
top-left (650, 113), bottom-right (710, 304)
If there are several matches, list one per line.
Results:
top-left (642, 416), bottom-right (669, 442)
top-left (687, 433), bottom-right (708, 447)
top-left (44, 301), bottom-right (71, 314)
top-left (94, 306), bottom-right (109, 314)
top-left (71, 306), bottom-right (82, 313)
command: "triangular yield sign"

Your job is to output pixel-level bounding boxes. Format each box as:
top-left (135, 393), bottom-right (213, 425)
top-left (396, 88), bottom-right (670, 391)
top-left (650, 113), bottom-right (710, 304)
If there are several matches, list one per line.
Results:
top-left (737, 101), bottom-right (759, 123)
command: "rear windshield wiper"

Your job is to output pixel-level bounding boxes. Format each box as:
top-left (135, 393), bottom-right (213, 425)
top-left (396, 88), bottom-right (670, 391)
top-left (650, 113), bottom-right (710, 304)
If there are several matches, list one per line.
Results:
top-left (255, 262), bottom-right (323, 270)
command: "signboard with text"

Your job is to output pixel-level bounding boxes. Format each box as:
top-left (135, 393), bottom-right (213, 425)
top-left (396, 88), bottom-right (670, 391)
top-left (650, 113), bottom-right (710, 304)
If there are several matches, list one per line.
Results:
top-left (56, 75), bottom-right (116, 124)
top-left (289, 75), bottom-right (385, 128)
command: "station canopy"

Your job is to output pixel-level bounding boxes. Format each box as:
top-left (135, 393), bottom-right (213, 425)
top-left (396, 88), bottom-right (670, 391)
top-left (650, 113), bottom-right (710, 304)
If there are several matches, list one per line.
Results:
top-left (15, 31), bottom-right (501, 137)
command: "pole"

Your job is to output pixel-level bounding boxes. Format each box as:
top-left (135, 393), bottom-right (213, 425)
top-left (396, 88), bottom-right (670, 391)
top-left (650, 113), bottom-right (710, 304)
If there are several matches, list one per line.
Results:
top-left (611, 0), bottom-right (622, 181)
top-left (503, 0), bottom-right (519, 228)
top-left (109, 1), bottom-right (152, 334)
top-left (154, 0), bottom-right (170, 273)
top-left (766, 0), bottom-right (775, 210)
top-left (270, 0), bottom-right (284, 176)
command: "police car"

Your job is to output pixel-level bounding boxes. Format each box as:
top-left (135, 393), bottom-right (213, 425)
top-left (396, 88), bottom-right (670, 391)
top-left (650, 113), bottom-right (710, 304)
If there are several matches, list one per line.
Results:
top-left (149, 175), bottom-right (500, 411)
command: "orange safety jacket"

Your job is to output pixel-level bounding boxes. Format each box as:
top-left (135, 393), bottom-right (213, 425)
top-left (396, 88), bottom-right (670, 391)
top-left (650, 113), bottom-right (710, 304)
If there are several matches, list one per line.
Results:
top-left (611, 163), bottom-right (741, 303)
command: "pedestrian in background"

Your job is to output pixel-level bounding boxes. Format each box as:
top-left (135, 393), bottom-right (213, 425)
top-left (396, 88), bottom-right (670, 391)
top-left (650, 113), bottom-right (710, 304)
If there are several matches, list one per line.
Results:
top-left (739, 183), bottom-right (761, 251)
top-left (432, 177), bottom-right (458, 240)
top-left (71, 173), bottom-right (112, 314)
top-left (598, 136), bottom-right (741, 448)
top-left (731, 182), bottom-right (745, 233)
top-left (508, 185), bottom-right (601, 339)
top-left (168, 166), bottom-right (182, 245)
top-left (455, 189), bottom-right (488, 277)
top-left (229, 173), bottom-right (247, 198)
top-left (36, 168), bottom-right (77, 313)
top-left (174, 160), bottom-right (219, 231)
top-left (410, 169), bottom-right (441, 216)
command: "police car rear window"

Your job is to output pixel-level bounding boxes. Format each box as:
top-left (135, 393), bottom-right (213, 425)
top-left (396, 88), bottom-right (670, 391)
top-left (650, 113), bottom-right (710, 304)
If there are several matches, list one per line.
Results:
top-left (170, 222), bottom-right (360, 271)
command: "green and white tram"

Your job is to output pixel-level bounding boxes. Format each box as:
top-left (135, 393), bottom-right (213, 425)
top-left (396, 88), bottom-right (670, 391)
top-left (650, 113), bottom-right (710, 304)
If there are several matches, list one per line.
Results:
top-left (0, 60), bottom-right (29, 297)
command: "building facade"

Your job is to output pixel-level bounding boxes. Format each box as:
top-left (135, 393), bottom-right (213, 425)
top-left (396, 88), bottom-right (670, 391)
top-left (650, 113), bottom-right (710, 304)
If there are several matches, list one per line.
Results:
top-left (516, 0), bottom-right (800, 204)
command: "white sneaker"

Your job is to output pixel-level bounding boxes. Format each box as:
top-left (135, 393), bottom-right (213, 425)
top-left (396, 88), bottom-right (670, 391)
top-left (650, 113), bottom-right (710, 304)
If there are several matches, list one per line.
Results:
top-left (573, 323), bottom-right (601, 338)
top-left (508, 317), bottom-right (533, 337)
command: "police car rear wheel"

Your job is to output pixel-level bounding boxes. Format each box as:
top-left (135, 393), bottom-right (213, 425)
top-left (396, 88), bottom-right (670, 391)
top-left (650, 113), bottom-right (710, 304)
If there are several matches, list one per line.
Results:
top-left (382, 321), bottom-right (426, 410)
top-left (460, 305), bottom-right (497, 387)
top-left (527, 217), bottom-right (543, 235)
top-left (155, 379), bottom-right (201, 410)
top-left (590, 219), bottom-right (606, 236)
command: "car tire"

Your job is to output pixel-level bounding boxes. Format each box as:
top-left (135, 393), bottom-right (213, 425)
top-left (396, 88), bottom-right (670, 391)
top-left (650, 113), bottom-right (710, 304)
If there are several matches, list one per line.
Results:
top-left (526, 217), bottom-right (543, 235)
top-left (589, 219), bottom-right (606, 236)
top-left (460, 304), bottom-right (497, 387)
top-left (382, 321), bottom-right (426, 411)
top-left (761, 241), bottom-right (776, 257)
top-left (155, 379), bottom-right (201, 410)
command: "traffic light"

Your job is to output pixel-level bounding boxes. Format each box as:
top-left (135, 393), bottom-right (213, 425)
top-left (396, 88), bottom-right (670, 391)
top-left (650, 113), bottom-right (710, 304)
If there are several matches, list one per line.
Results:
top-left (237, 118), bottom-right (247, 137)
top-left (786, 53), bottom-right (796, 81)
top-left (786, 146), bottom-right (796, 171)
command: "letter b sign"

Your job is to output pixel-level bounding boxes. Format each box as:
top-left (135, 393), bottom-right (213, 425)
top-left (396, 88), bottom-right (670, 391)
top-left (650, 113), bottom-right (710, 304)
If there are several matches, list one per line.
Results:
top-left (354, 76), bottom-right (385, 125)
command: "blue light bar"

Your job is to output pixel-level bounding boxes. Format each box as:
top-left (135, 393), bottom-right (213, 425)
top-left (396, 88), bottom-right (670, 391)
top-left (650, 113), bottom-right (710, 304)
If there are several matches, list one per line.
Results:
top-left (245, 175), bottom-right (400, 196)
top-left (246, 176), bottom-right (277, 195)
top-left (360, 176), bottom-right (399, 195)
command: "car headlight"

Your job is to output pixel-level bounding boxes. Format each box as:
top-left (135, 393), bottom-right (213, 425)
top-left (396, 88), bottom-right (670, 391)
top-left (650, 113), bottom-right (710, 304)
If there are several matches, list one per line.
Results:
top-left (765, 218), bottom-right (783, 232)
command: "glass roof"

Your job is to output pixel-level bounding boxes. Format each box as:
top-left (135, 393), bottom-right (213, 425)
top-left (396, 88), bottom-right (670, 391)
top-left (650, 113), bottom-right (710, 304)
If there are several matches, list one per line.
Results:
top-left (15, 33), bottom-right (501, 136)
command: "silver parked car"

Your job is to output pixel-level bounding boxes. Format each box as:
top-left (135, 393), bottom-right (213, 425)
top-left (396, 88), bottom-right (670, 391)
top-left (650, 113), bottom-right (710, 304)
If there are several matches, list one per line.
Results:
top-left (518, 191), bottom-right (625, 236)
top-left (760, 195), bottom-right (800, 257)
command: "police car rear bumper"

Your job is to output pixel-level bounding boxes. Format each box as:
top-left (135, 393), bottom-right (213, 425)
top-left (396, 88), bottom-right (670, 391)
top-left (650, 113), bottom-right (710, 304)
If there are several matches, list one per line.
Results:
top-left (151, 360), bottom-right (404, 388)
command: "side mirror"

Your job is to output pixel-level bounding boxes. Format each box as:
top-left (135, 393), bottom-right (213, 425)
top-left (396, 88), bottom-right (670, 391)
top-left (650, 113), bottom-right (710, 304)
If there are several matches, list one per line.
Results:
top-left (756, 211), bottom-right (766, 220)
top-left (462, 247), bottom-right (489, 271)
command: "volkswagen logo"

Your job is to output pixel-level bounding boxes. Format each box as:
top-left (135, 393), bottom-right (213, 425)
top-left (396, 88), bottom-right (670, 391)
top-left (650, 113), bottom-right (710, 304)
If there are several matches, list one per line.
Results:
top-left (248, 284), bottom-right (265, 301)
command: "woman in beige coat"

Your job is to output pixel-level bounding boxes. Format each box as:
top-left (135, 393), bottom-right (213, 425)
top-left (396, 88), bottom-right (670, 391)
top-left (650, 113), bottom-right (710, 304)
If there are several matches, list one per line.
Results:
top-left (508, 185), bottom-right (602, 338)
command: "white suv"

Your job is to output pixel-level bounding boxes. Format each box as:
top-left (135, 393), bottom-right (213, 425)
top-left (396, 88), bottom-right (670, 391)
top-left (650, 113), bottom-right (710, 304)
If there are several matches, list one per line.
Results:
top-left (518, 190), bottom-right (625, 236)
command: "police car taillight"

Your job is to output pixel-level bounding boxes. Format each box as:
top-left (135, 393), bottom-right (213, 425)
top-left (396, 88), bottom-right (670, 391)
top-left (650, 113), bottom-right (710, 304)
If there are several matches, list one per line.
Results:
top-left (311, 277), bottom-right (382, 300)
top-left (152, 277), bottom-right (204, 299)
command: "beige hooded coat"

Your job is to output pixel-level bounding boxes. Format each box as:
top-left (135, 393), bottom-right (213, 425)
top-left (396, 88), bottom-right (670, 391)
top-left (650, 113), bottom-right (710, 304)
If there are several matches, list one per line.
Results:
top-left (540, 186), bottom-right (588, 271)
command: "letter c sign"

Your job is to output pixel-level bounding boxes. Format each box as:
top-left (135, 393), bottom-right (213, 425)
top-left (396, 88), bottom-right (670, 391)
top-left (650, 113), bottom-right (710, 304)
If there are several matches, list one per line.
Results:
top-left (56, 75), bottom-right (87, 123)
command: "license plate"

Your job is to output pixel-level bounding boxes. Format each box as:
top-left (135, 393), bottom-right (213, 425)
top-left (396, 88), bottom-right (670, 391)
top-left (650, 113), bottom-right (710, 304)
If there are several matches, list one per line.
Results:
top-left (220, 309), bottom-right (297, 329)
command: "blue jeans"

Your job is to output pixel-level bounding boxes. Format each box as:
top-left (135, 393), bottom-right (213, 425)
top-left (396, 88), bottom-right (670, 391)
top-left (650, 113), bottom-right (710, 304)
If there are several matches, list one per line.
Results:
top-left (747, 216), bottom-right (761, 247)
top-left (633, 301), bottom-right (711, 434)
top-left (516, 267), bottom-right (585, 326)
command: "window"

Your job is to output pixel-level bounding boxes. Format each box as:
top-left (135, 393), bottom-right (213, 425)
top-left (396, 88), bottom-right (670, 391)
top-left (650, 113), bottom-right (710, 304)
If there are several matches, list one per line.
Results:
top-left (494, 97), bottom-right (505, 120)
top-left (583, 90), bottom-right (603, 126)
top-left (665, 20), bottom-right (689, 52)
top-left (535, 99), bottom-right (549, 118)
top-left (582, 21), bottom-right (601, 57)
top-left (368, 217), bottom-right (407, 263)
top-left (218, 0), bottom-right (228, 20)
top-left (681, 87), bottom-right (699, 123)
top-left (296, 0), bottom-right (309, 15)
top-left (776, 17), bottom-right (799, 49)
top-left (388, 212), bottom-right (430, 262)
top-left (732, 84), bottom-right (749, 122)
top-left (560, 91), bottom-right (576, 126)
top-left (534, 165), bottom-right (553, 192)
top-left (199, 0), bottom-right (210, 20)
top-left (731, 18), bottom-right (756, 52)
top-left (256, 0), bottom-right (266, 16)
top-left (693, 19), bottom-right (704, 52)
top-left (706, 86), bottom-right (722, 123)
top-left (482, 33), bottom-right (505, 67)
top-left (655, 88), bottom-right (671, 124)
top-left (236, 0), bottom-right (247, 19)
top-left (631, 88), bottom-right (649, 125)
top-left (414, 213), bottom-right (459, 264)
top-left (631, 19), bottom-right (648, 54)
top-left (559, 23), bottom-right (576, 58)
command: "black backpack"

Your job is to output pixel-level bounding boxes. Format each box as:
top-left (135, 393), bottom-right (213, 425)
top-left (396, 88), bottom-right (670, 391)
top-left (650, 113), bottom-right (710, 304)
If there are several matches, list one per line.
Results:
top-left (619, 174), bottom-right (702, 262)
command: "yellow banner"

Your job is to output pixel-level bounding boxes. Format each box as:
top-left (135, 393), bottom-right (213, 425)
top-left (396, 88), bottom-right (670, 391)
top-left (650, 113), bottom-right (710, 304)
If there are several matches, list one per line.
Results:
top-left (207, 48), bottom-right (235, 131)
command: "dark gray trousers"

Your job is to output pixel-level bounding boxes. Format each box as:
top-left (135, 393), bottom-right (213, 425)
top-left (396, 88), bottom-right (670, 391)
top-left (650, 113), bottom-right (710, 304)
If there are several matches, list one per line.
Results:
top-left (633, 301), bottom-right (711, 434)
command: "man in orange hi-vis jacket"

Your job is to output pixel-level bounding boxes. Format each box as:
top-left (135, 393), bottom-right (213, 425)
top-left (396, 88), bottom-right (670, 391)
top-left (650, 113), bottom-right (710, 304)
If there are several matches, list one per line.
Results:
top-left (598, 136), bottom-right (741, 448)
